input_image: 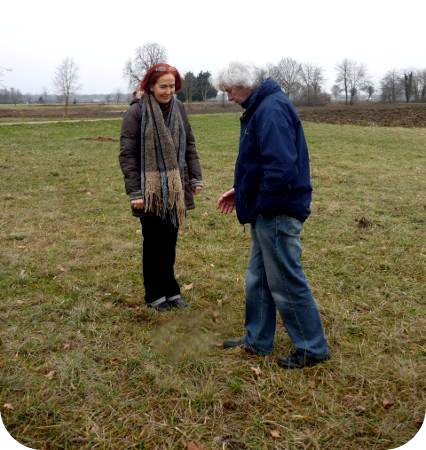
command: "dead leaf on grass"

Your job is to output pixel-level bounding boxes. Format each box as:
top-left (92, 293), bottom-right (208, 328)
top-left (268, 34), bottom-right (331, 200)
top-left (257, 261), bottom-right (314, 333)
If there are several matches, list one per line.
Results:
top-left (251, 366), bottom-right (262, 378)
top-left (3, 403), bottom-right (13, 410)
top-left (291, 414), bottom-right (310, 421)
top-left (183, 283), bottom-right (193, 291)
top-left (356, 216), bottom-right (372, 228)
top-left (104, 302), bottom-right (113, 309)
top-left (383, 399), bottom-right (394, 409)
top-left (222, 399), bottom-right (238, 410)
top-left (212, 311), bottom-right (219, 322)
top-left (216, 299), bottom-right (223, 306)
top-left (185, 441), bottom-right (204, 450)
top-left (270, 429), bottom-right (281, 438)
top-left (46, 371), bottom-right (55, 380)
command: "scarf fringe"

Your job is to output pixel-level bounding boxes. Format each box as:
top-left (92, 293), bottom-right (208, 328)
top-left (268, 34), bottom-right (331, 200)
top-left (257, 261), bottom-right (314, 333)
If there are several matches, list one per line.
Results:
top-left (144, 169), bottom-right (185, 226)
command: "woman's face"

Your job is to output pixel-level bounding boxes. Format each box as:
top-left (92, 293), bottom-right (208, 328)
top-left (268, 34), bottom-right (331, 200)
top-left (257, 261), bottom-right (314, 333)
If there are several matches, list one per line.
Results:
top-left (151, 73), bottom-right (176, 104)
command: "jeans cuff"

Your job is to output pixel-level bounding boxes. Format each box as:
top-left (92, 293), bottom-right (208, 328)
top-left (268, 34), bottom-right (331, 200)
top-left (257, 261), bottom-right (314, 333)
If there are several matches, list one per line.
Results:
top-left (244, 338), bottom-right (272, 356)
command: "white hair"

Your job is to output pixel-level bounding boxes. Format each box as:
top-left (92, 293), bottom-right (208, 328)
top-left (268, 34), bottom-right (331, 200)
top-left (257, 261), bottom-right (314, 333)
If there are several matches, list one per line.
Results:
top-left (215, 61), bottom-right (264, 90)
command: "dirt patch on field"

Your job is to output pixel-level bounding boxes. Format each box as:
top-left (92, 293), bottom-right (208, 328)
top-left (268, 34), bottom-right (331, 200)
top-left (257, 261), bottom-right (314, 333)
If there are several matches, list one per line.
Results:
top-left (0, 102), bottom-right (240, 122)
top-left (1, 102), bottom-right (425, 128)
top-left (78, 136), bottom-right (118, 142)
top-left (0, 105), bottom-right (123, 121)
top-left (298, 102), bottom-right (426, 128)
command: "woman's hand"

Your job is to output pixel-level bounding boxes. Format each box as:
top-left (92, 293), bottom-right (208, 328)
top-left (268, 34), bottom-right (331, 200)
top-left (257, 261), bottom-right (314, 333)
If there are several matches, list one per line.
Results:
top-left (217, 188), bottom-right (235, 214)
top-left (131, 198), bottom-right (144, 209)
top-left (192, 186), bottom-right (203, 195)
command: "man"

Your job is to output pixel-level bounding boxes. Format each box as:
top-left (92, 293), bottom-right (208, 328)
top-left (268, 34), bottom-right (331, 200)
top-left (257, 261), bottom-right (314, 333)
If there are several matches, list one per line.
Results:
top-left (216, 62), bottom-right (329, 369)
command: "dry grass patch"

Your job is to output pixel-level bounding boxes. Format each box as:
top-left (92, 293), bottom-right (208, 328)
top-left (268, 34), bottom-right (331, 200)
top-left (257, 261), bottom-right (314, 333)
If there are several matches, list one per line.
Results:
top-left (0, 116), bottom-right (425, 449)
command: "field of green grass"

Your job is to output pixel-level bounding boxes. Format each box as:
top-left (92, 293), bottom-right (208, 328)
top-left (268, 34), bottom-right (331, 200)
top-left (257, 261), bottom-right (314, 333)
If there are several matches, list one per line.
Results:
top-left (0, 114), bottom-right (425, 449)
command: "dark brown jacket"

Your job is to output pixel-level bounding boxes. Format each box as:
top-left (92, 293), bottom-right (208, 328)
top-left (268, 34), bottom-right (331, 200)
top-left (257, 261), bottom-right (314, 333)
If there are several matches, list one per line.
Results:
top-left (119, 98), bottom-right (203, 214)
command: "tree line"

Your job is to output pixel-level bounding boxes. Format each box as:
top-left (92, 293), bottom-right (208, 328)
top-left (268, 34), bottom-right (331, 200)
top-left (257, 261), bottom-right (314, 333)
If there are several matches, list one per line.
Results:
top-left (0, 87), bottom-right (26, 105)
top-left (380, 69), bottom-right (426, 103)
top-left (2, 42), bottom-right (426, 107)
top-left (123, 43), bottom-right (426, 106)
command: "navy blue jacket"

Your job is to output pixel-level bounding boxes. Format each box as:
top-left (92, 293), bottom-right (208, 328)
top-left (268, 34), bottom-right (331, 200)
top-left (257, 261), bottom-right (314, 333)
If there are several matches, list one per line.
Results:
top-left (234, 78), bottom-right (312, 224)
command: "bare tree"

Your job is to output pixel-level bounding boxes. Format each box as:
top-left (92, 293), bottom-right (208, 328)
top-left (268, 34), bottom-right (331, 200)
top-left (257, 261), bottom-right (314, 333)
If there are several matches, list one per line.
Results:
top-left (403, 71), bottom-right (413, 103)
top-left (335, 59), bottom-right (352, 104)
top-left (347, 62), bottom-right (367, 104)
top-left (299, 63), bottom-right (314, 105)
top-left (380, 69), bottom-right (402, 103)
top-left (123, 42), bottom-right (167, 89)
top-left (336, 59), bottom-right (368, 104)
top-left (299, 63), bottom-right (324, 105)
top-left (114, 88), bottom-right (122, 104)
top-left (421, 70), bottom-right (426, 102)
top-left (268, 57), bottom-right (301, 100)
top-left (53, 57), bottom-right (81, 115)
top-left (362, 82), bottom-right (375, 101)
top-left (412, 69), bottom-right (426, 102)
top-left (10, 87), bottom-right (21, 106)
top-left (41, 87), bottom-right (49, 104)
top-left (311, 66), bottom-right (324, 98)
top-left (331, 84), bottom-right (342, 100)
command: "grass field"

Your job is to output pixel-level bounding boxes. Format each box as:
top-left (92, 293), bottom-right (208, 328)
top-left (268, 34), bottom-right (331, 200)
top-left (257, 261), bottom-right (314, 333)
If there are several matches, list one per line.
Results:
top-left (0, 114), bottom-right (425, 449)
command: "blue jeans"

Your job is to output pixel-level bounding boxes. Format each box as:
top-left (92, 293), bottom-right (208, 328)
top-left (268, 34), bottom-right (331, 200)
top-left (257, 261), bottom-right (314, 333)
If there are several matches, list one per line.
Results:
top-left (243, 214), bottom-right (329, 357)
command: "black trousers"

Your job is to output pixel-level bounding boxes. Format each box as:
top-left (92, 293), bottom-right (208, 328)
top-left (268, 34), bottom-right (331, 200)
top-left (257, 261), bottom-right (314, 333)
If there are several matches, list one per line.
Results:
top-left (140, 215), bottom-right (180, 304)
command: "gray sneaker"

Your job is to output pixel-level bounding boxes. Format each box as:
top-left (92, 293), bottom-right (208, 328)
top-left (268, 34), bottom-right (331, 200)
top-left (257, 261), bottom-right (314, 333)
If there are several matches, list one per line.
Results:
top-left (167, 295), bottom-right (188, 308)
top-left (147, 296), bottom-right (170, 312)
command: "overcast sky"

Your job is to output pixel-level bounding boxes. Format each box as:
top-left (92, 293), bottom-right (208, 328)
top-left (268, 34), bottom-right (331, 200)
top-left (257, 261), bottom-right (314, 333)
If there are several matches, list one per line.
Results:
top-left (1, 0), bottom-right (425, 95)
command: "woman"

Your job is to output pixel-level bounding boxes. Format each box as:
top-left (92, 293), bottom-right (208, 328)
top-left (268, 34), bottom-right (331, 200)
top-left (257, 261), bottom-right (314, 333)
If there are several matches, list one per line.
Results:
top-left (119, 64), bottom-right (203, 311)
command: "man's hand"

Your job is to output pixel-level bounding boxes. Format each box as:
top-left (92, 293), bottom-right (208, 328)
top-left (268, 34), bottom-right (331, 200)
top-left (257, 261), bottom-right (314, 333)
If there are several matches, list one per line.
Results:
top-left (217, 188), bottom-right (235, 214)
top-left (131, 198), bottom-right (144, 209)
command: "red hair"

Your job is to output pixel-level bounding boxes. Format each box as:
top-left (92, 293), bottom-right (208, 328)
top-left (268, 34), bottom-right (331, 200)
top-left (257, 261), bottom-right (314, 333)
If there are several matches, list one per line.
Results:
top-left (140, 63), bottom-right (182, 92)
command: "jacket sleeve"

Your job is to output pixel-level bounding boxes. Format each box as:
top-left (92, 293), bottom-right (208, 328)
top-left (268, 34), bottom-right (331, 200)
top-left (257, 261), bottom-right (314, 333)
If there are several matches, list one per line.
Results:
top-left (119, 104), bottom-right (143, 199)
top-left (256, 104), bottom-right (298, 198)
top-left (179, 103), bottom-right (203, 187)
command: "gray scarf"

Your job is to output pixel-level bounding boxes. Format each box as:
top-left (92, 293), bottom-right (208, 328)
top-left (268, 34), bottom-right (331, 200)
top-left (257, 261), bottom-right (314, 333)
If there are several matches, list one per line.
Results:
top-left (140, 93), bottom-right (186, 227)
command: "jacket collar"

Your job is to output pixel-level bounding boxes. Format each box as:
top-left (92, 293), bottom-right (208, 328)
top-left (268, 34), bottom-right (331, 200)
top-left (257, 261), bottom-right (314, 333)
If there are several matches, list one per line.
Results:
top-left (241, 78), bottom-right (281, 114)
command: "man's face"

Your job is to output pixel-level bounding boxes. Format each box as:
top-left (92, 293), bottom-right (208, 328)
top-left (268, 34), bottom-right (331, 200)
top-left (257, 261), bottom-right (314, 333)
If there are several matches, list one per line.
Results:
top-left (223, 85), bottom-right (253, 104)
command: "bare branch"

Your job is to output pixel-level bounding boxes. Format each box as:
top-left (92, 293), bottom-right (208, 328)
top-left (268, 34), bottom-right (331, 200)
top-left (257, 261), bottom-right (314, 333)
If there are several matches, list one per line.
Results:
top-left (268, 58), bottom-right (301, 100)
top-left (123, 42), bottom-right (167, 90)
